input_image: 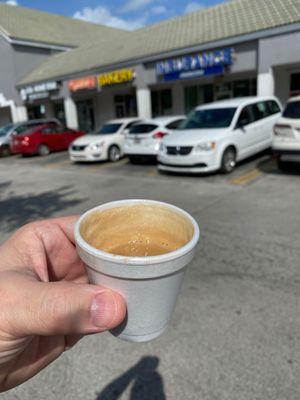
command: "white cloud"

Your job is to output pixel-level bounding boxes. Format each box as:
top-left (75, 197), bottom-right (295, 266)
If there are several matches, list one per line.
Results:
top-left (184, 2), bottom-right (205, 14)
top-left (5, 0), bottom-right (18, 5)
top-left (151, 5), bottom-right (167, 14)
top-left (122, 0), bottom-right (155, 12)
top-left (73, 6), bottom-right (146, 30)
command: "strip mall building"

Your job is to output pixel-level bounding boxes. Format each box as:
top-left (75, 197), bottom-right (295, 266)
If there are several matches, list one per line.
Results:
top-left (1, 0), bottom-right (300, 132)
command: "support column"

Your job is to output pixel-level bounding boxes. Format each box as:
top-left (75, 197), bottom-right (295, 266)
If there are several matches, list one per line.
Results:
top-left (257, 68), bottom-right (275, 97)
top-left (64, 97), bottom-right (78, 129)
top-left (136, 87), bottom-right (152, 119)
top-left (172, 84), bottom-right (184, 115)
top-left (11, 105), bottom-right (28, 123)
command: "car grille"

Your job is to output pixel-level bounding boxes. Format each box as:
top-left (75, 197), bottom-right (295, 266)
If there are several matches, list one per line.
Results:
top-left (167, 146), bottom-right (193, 156)
top-left (72, 145), bottom-right (87, 151)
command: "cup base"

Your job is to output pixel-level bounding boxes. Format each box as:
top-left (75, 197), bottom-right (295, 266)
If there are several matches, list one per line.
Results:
top-left (110, 325), bottom-right (168, 343)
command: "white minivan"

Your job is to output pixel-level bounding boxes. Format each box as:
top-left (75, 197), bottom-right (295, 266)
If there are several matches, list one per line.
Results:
top-left (158, 97), bottom-right (282, 174)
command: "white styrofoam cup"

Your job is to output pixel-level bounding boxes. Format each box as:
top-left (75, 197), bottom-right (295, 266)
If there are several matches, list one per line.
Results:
top-left (74, 199), bottom-right (200, 342)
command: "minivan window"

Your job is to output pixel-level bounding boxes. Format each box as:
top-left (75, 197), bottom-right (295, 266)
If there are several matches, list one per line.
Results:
top-left (283, 101), bottom-right (300, 119)
top-left (129, 124), bottom-right (158, 134)
top-left (252, 102), bottom-right (269, 121)
top-left (237, 106), bottom-right (254, 127)
top-left (180, 108), bottom-right (237, 129)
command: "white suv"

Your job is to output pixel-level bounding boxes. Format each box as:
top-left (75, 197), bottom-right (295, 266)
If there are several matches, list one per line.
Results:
top-left (69, 118), bottom-right (140, 162)
top-left (272, 96), bottom-right (300, 170)
top-left (124, 116), bottom-right (185, 163)
top-left (158, 97), bottom-right (281, 174)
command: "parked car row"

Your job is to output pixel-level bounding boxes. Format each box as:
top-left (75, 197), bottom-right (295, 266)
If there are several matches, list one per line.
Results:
top-left (1, 95), bottom-right (299, 174)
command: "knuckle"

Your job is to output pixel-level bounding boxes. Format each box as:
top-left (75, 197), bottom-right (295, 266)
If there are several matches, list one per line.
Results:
top-left (37, 284), bottom-right (73, 332)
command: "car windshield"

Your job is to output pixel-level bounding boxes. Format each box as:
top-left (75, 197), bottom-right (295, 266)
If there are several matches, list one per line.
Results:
top-left (0, 124), bottom-right (14, 137)
top-left (283, 101), bottom-right (300, 119)
top-left (96, 123), bottom-right (122, 134)
top-left (180, 107), bottom-right (237, 129)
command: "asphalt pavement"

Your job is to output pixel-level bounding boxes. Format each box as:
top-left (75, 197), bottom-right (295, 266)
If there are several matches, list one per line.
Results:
top-left (0, 151), bottom-right (300, 400)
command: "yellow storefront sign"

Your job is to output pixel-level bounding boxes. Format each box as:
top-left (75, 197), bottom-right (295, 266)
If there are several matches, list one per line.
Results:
top-left (98, 69), bottom-right (135, 87)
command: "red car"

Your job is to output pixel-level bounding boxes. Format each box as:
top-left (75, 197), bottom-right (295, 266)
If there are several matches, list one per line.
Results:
top-left (11, 122), bottom-right (85, 156)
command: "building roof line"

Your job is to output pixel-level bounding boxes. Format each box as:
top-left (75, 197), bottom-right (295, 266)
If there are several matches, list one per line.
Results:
top-left (17, 21), bottom-right (300, 88)
top-left (0, 24), bottom-right (75, 50)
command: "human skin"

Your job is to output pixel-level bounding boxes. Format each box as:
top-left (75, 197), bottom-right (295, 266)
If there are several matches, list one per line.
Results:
top-left (0, 216), bottom-right (126, 392)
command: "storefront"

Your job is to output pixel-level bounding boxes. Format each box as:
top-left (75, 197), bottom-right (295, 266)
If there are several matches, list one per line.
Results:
top-left (67, 69), bottom-right (138, 131)
top-left (147, 45), bottom-right (258, 116)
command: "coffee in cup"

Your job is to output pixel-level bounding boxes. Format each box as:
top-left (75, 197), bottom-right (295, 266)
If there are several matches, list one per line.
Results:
top-left (79, 204), bottom-right (194, 257)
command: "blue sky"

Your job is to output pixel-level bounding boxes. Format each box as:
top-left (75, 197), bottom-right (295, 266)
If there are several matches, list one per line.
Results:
top-left (2, 0), bottom-right (226, 30)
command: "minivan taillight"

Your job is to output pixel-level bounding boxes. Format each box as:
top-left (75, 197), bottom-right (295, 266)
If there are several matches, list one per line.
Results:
top-left (153, 131), bottom-right (167, 139)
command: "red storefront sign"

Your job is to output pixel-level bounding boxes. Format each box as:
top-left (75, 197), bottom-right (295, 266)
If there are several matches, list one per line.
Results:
top-left (68, 76), bottom-right (96, 92)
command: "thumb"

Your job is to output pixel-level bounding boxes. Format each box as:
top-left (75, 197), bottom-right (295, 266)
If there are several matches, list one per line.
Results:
top-left (2, 271), bottom-right (126, 337)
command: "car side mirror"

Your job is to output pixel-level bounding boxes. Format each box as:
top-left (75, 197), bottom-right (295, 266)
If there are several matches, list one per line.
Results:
top-left (123, 129), bottom-right (129, 135)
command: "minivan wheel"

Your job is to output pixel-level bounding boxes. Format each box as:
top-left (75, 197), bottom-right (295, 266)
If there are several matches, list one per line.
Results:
top-left (221, 147), bottom-right (236, 174)
top-left (108, 145), bottom-right (121, 162)
top-left (38, 144), bottom-right (50, 156)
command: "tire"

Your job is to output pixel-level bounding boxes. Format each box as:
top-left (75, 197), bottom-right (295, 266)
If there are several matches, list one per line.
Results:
top-left (38, 144), bottom-right (50, 156)
top-left (0, 146), bottom-right (11, 157)
top-left (220, 147), bottom-right (237, 174)
top-left (108, 145), bottom-right (121, 162)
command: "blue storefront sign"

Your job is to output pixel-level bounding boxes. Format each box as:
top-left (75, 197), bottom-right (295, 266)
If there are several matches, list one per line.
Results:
top-left (156, 48), bottom-right (234, 81)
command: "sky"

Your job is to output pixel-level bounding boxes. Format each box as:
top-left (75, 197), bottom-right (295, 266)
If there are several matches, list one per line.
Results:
top-left (1, 0), bottom-right (226, 30)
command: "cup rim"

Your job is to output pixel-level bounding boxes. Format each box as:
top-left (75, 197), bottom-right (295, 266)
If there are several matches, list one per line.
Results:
top-left (74, 199), bottom-right (200, 266)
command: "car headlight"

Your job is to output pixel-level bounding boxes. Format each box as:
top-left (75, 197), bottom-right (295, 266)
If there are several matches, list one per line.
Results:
top-left (194, 141), bottom-right (216, 152)
top-left (89, 142), bottom-right (104, 151)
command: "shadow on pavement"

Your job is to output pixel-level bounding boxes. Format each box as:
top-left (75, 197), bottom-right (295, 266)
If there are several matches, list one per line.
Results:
top-left (257, 158), bottom-right (300, 176)
top-left (96, 356), bottom-right (166, 400)
top-left (0, 185), bottom-right (87, 233)
top-left (0, 180), bottom-right (12, 191)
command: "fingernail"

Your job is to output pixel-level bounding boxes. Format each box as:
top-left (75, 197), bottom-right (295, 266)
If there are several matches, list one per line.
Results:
top-left (90, 291), bottom-right (116, 329)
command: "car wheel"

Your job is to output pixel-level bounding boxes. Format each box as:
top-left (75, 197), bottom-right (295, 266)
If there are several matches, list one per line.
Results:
top-left (38, 144), bottom-right (50, 156)
top-left (220, 147), bottom-right (236, 174)
top-left (0, 146), bottom-right (11, 157)
top-left (108, 145), bottom-right (121, 162)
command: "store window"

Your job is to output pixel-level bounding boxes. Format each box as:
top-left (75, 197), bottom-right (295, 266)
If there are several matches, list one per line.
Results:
top-left (184, 84), bottom-right (213, 113)
top-left (53, 102), bottom-right (66, 126)
top-left (114, 94), bottom-right (137, 118)
top-left (233, 79), bottom-right (256, 97)
top-left (76, 99), bottom-right (95, 133)
top-left (290, 73), bottom-right (300, 96)
top-left (27, 104), bottom-right (45, 120)
top-left (151, 89), bottom-right (173, 117)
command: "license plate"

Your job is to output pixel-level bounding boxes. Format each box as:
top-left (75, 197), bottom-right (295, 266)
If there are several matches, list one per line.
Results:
top-left (134, 138), bottom-right (141, 144)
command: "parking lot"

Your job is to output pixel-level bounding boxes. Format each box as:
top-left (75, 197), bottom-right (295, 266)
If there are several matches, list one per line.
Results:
top-left (1, 151), bottom-right (300, 400)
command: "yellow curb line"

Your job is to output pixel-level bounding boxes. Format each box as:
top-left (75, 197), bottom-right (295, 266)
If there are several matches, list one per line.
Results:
top-left (230, 169), bottom-right (262, 185)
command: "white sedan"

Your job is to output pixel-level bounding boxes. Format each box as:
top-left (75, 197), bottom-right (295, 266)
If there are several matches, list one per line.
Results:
top-left (69, 118), bottom-right (140, 162)
top-left (124, 116), bottom-right (185, 163)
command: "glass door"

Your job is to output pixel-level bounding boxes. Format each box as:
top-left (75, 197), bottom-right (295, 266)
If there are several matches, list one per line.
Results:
top-left (76, 99), bottom-right (95, 133)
